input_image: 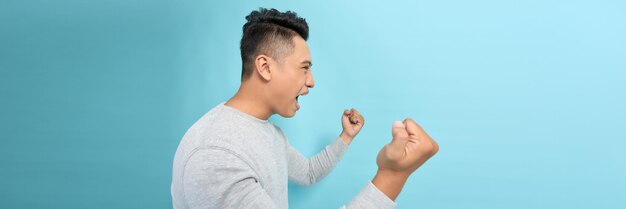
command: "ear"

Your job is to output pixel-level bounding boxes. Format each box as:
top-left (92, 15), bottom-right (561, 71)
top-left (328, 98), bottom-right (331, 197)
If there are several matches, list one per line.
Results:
top-left (254, 55), bottom-right (272, 81)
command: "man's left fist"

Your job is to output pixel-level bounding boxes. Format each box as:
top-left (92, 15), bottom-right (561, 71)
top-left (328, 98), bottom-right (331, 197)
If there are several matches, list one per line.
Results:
top-left (340, 108), bottom-right (365, 144)
top-left (348, 108), bottom-right (364, 125)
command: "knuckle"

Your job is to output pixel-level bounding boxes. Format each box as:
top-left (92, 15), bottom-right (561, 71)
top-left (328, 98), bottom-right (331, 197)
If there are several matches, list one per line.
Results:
top-left (429, 140), bottom-right (439, 155)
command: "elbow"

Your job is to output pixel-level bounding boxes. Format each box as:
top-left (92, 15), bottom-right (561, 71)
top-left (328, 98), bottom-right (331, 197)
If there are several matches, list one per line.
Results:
top-left (301, 176), bottom-right (317, 187)
top-left (294, 175), bottom-right (317, 187)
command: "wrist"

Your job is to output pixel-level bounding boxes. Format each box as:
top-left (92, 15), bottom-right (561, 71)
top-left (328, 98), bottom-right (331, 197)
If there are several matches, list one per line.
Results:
top-left (371, 169), bottom-right (410, 201)
top-left (339, 131), bottom-right (353, 145)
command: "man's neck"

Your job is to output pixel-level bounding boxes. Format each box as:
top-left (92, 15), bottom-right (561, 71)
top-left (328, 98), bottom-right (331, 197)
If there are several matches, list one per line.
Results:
top-left (225, 86), bottom-right (273, 121)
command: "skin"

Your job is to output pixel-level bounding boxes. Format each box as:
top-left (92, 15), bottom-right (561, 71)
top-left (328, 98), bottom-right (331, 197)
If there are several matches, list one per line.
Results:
top-left (373, 119), bottom-right (439, 201)
top-left (225, 35), bottom-right (439, 201)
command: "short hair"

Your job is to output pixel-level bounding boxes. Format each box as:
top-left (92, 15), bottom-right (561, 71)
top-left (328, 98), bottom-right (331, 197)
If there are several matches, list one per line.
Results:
top-left (240, 8), bottom-right (309, 81)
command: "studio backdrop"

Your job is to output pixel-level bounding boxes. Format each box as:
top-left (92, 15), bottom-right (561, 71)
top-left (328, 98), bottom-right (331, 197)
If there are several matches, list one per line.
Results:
top-left (1, 1), bottom-right (625, 209)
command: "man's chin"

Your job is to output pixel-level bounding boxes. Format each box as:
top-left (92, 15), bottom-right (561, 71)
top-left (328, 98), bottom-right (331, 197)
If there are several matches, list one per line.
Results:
top-left (277, 110), bottom-right (297, 118)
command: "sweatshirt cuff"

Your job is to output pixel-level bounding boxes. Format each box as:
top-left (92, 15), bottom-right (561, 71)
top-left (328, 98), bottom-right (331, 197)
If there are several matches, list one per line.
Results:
top-left (329, 137), bottom-right (349, 156)
top-left (345, 181), bottom-right (397, 209)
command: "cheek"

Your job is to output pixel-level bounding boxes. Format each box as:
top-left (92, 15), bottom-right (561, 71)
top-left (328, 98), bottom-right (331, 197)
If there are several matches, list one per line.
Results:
top-left (286, 70), bottom-right (306, 88)
top-left (272, 69), bottom-right (304, 102)
top-left (296, 71), bottom-right (307, 85)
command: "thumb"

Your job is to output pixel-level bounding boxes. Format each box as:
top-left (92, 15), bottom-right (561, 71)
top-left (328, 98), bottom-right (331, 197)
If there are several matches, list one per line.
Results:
top-left (341, 109), bottom-right (350, 124)
top-left (390, 121), bottom-right (409, 149)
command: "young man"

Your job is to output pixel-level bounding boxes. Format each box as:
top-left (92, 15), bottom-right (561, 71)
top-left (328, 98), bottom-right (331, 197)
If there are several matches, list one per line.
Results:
top-left (171, 8), bottom-right (439, 209)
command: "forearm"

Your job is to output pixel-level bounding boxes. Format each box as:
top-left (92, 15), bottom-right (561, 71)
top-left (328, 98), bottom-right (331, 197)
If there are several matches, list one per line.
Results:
top-left (339, 131), bottom-right (354, 145)
top-left (306, 137), bottom-right (349, 177)
top-left (287, 138), bottom-right (348, 185)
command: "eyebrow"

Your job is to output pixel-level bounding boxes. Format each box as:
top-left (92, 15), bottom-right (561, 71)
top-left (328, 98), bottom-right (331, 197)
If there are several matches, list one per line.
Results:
top-left (301, 61), bottom-right (312, 67)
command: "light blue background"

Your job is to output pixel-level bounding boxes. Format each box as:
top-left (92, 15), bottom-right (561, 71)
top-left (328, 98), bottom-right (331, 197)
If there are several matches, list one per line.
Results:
top-left (1, 0), bottom-right (625, 209)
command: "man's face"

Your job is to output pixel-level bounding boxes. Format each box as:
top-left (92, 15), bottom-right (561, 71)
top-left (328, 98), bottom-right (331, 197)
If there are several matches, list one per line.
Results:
top-left (268, 36), bottom-right (315, 118)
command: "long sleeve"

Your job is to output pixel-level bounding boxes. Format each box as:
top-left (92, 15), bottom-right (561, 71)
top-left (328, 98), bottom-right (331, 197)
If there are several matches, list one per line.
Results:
top-left (286, 137), bottom-right (349, 186)
top-left (286, 138), bottom-right (396, 209)
top-left (183, 143), bottom-right (395, 209)
top-left (181, 148), bottom-right (280, 209)
top-left (342, 182), bottom-right (397, 209)
top-left (172, 103), bottom-right (394, 209)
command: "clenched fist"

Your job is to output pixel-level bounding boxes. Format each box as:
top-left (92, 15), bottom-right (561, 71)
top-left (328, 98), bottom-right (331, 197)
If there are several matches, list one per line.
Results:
top-left (339, 108), bottom-right (364, 145)
top-left (372, 118), bottom-right (439, 201)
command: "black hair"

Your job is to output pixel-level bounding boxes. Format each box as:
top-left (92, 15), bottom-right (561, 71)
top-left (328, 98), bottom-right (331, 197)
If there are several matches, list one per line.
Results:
top-left (240, 8), bottom-right (309, 81)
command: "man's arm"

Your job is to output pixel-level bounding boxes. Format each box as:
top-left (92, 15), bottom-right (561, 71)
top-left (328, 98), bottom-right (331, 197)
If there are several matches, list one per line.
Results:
top-left (372, 119), bottom-right (440, 201)
top-left (342, 119), bottom-right (439, 209)
top-left (286, 113), bottom-right (438, 208)
top-left (286, 137), bottom-right (349, 186)
top-left (287, 109), bottom-right (363, 186)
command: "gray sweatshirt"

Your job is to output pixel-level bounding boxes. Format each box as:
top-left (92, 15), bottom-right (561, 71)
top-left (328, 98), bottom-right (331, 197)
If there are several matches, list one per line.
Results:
top-left (171, 103), bottom-right (396, 209)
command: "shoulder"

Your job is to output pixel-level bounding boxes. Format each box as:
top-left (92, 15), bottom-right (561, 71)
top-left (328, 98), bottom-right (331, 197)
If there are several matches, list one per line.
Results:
top-left (182, 104), bottom-right (252, 146)
top-left (270, 123), bottom-right (288, 139)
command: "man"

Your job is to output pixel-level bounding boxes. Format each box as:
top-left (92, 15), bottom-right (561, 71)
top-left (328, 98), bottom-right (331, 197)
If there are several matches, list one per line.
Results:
top-left (171, 8), bottom-right (439, 209)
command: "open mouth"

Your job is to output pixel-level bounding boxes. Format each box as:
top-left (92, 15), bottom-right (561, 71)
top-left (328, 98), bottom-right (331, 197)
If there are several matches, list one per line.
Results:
top-left (295, 92), bottom-right (307, 110)
top-left (294, 96), bottom-right (300, 110)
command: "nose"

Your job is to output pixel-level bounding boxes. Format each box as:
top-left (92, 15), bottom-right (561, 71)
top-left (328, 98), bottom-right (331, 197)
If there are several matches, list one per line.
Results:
top-left (305, 71), bottom-right (315, 88)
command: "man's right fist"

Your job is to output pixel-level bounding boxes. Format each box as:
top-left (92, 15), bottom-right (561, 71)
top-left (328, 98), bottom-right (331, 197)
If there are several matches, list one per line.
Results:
top-left (376, 118), bottom-right (439, 177)
top-left (371, 118), bottom-right (439, 201)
